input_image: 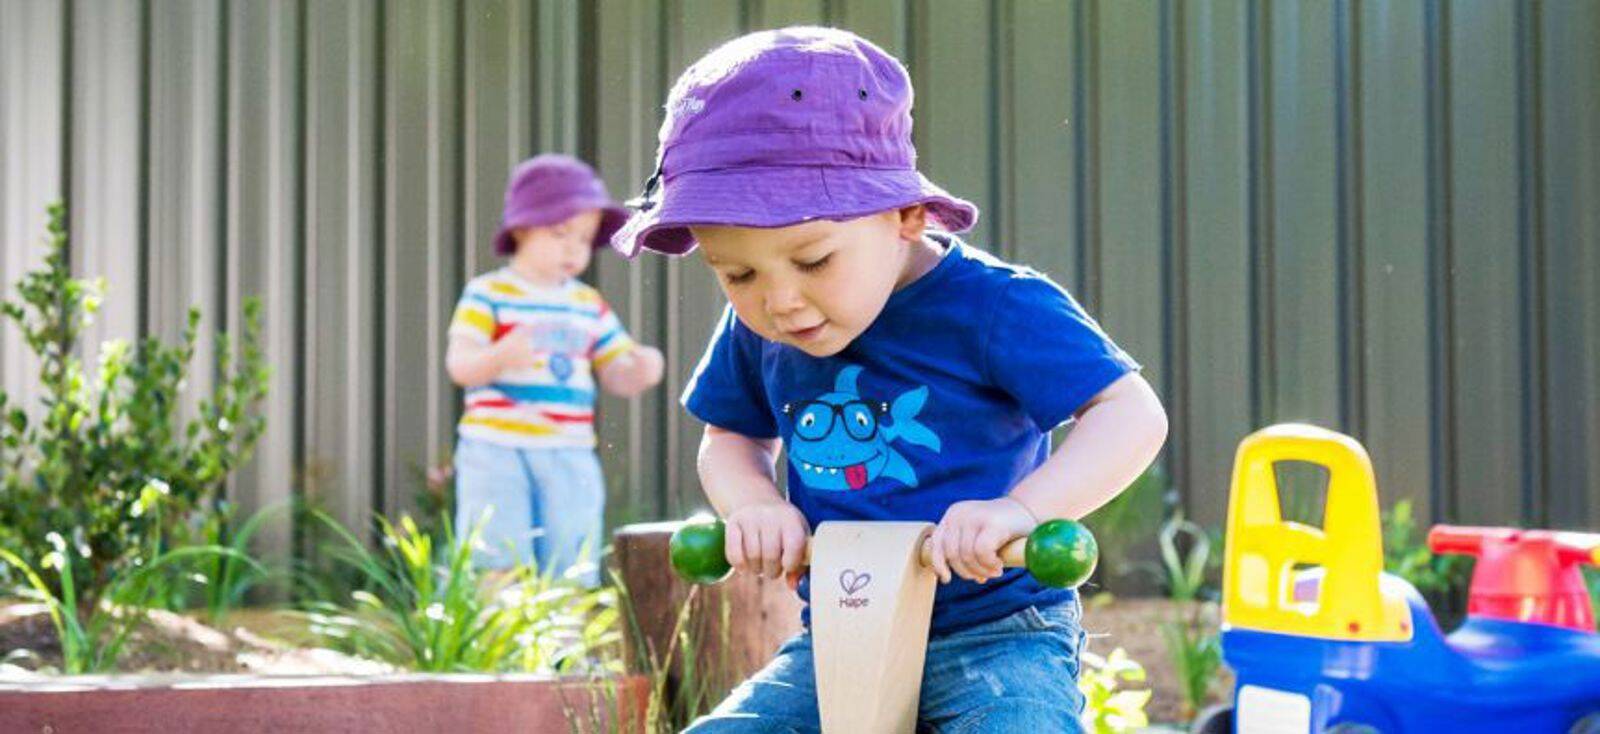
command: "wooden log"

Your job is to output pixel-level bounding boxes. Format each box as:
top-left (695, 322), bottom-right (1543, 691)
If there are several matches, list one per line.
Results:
top-left (611, 522), bottom-right (805, 701)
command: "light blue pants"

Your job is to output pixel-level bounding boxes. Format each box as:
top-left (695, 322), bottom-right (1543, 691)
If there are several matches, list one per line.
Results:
top-left (452, 437), bottom-right (605, 586)
top-left (685, 600), bottom-right (1088, 733)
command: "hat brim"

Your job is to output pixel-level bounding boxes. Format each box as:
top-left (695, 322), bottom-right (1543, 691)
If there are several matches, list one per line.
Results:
top-left (494, 200), bottom-right (630, 256)
top-left (610, 166), bottom-right (978, 258)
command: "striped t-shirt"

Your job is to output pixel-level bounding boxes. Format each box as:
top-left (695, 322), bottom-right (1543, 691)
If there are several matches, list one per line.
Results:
top-left (449, 268), bottom-right (636, 448)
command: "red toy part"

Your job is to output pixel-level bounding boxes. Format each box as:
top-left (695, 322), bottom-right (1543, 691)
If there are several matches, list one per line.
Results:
top-left (1429, 525), bottom-right (1600, 632)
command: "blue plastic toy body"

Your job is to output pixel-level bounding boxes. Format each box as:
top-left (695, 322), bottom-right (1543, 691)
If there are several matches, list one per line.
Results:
top-left (1223, 580), bottom-right (1600, 731)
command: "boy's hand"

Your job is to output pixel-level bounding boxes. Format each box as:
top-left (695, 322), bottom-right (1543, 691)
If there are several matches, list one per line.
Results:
top-left (492, 325), bottom-right (540, 371)
top-left (928, 497), bottom-right (1037, 584)
top-left (724, 499), bottom-right (810, 580)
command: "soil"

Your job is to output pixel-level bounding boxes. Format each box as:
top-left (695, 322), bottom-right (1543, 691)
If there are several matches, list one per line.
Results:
top-left (0, 602), bottom-right (392, 677)
top-left (1081, 594), bottom-right (1234, 727)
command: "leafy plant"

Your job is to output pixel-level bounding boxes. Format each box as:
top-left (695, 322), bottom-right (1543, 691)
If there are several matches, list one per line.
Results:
top-left (186, 502), bottom-right (289, 623)
top-left (0, 203), bottom-right (270, 614)
top-left (1154, 511), bottom-right (1225, 721)
top-left (301, 511), bottom-right (618, 673)
top-left (1078, 646), bottom-right (1151, 733)
top-left (283, 478), bottom-right (370, 606)
top-left (1381, 499), bottom-right (1472, 626)
top-left (556, 558), bottom-right (736, 734)
top-left (602, 566), bottom-right (737, 734)
top-left (1162, 611), bottom-right (1224, 721)
top-left (1156, 510), bottom-right (1212, 603)
top-left (561, 676), bottom-right (638, 734)
top-left (0, 531), bottom-right (257, 673)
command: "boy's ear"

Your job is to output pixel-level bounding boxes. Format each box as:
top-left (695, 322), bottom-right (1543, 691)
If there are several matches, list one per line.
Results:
top-left (896, 205), bottom-right (928, 243)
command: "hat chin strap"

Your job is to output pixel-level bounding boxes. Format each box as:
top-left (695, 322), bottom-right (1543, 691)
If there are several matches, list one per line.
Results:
top-left (625, 162), bottom-right (664, 212)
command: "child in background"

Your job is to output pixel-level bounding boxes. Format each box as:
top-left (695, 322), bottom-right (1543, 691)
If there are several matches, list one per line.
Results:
top-left (447, 154), bottom-right (664, 586)
top-left (612, 28), bottom-right (1167, 731)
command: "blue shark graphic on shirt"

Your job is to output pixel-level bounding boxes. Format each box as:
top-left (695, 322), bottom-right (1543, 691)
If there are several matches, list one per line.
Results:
top-left (785, 365), bottom-right (942, 491)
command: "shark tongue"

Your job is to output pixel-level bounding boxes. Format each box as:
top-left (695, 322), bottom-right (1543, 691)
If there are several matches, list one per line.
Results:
top-left (845, 463), bottom-right (868, 490)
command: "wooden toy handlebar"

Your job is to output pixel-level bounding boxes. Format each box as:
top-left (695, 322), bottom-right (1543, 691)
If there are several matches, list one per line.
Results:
top-left (669, 517), bottom-right (1097, 589)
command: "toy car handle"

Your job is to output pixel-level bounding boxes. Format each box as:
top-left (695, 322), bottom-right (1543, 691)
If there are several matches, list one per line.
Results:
top-left (669, 518), bottom-right (1099, 589)
top-left (1429, 525), bottom-right (1600, 566)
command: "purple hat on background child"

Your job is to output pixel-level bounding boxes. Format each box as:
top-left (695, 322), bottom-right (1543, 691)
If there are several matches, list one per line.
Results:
top-left (495, 154), bottom-right (628, 256)
top-left (611, 26), bottom-right (978, 258)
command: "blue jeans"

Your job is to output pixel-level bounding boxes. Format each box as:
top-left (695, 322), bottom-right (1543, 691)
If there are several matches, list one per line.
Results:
top-left (685, 600), bottom-right (1088, 733)
top-left (452, 437), bottom-right (605, 586)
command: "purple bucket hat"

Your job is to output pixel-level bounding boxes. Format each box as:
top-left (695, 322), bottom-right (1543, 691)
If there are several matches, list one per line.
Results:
top-left (494, 154), bottom-right (628, 256)
top-left (611, 26), bottom-right (978, 258)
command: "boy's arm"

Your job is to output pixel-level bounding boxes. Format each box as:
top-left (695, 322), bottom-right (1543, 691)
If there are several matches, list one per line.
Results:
top-left (446, 283), bottom-right (538, 388)
top-left (589, 295), bottom-right (663, 398)
top-left (1007, 371), bottom-right (1168, 522)
top-left (446, 329), bottom-right (536, 388)
top-left (596, 345), bottom-right (665, 397)
top-left (446, 336), bottom-right (504, 388)
top-left (698, 424), bottom-right (809, 579)
top-left (929, 371), bottom-right (1167, 583)
top-left (698, 425), bottom-right (782, 513)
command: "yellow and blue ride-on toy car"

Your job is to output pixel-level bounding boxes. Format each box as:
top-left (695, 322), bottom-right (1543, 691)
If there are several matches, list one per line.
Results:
top-left (1194, 424), bottom-right (1600, 734)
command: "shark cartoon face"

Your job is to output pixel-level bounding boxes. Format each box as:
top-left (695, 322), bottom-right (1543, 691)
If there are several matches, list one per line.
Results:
top-left (785, 365), bottom-right (941, 491)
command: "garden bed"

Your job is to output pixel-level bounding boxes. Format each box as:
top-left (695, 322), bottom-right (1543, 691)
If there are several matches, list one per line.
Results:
top-left (0, 602), bottom-right (647, 732)
top-left (0, 671), bottom-right (648, 733)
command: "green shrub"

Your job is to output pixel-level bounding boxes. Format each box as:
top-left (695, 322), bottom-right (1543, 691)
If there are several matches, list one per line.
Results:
top-left (0, 203), bottom-right (270, 616)
top-left (1381, 499), bottom-right (1472, 626)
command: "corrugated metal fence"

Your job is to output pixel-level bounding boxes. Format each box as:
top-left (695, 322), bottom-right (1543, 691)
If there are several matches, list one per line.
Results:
top-left (2, 1), bottom-right (1597, 561)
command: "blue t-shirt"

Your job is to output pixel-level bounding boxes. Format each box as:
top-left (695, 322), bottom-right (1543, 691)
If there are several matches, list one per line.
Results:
top-left (682, 235), bottom-right (1139, 636)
